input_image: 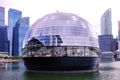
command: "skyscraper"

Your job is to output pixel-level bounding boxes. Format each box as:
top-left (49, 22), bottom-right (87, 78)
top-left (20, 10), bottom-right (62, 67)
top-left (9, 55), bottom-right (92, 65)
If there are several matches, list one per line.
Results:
top-left (8, 8), bottom-right (22, 56)
top-left (118, 21), bottom-right (120, 40)
top-left (118, 21), bottom-right (120, 49)
top-left (0, 7), bottom-right (8, 52)
top-left (0, 6), bottom-right (5, 27)
top-left (13, 17), bottom-right (29, 56)
top-left (0, 27), bottom-right (8, 52)
top-left (101, 8), bottom-right (112, 35)
top-left (99, 35), bottom-right (113, 52)
top-left (99, 8), bottom-right (114, 62)
top-left (115, 21), bottom-right (120, 59)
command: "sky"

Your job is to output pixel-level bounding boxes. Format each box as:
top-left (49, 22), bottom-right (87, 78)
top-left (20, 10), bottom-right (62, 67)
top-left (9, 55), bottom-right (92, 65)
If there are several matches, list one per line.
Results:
top-left (0, 0), bottom-right (120, 37)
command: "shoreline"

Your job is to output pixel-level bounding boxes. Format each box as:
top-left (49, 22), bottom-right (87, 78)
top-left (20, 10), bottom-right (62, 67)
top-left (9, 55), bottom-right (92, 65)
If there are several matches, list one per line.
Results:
top-left (0, 59), bottom-right (22, 63)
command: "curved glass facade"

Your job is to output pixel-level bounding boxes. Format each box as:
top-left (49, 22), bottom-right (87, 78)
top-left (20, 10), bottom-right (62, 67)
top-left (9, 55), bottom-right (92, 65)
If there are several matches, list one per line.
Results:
top-left (22, 12), bottom-right (99, 57)
top-left (101, 8), bottom-right (112, 35)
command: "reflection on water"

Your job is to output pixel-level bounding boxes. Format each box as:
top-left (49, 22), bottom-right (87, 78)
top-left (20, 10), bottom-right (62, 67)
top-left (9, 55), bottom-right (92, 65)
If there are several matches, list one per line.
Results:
top-left (0, 62), bottom-right (120, 80)
top-left (24, 72), bottom-right (98, 80)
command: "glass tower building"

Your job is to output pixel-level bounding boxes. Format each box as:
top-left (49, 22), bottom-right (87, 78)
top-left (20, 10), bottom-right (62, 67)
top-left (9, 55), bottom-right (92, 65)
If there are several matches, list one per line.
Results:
top-left (101, 8), bottom-right (112, 35)
top-left (0, 7), bottom-right (8, 52)
top-left (99, 35), bottom-right (113, 52)
top-left (0, 27), bottom-right (8, 52)
top-left (8, 8), bottom-right (22, 56)
top-left (0, 6), bottom-right (5, 27)
top-left (13, 17), bottom-right (29, 56)
top-left (118, 21), bottom-right (120, 41)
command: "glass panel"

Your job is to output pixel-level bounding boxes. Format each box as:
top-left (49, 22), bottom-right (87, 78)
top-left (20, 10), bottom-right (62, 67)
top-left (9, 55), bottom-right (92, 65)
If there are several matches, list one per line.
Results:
top-left (22, 12), bottom-right (99, 57)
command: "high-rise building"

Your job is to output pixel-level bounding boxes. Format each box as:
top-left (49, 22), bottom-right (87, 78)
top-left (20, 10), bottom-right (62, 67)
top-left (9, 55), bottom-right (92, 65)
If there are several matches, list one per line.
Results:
top-left (0, 7), bottom-right (8, 52)
top-left (99, 35), bottom-right (115, 62)
top-left (118, 21), bottom-right (120, 40)
top-left (101, 8), bottom-right (112, 35)
top-left (113, 38), bottom-right (118, 52)
top-left (13, 17), bottom-right (29, 56)
top-left (8, 8), bottom-right (22, 56)
top-left (0, 6), bottom-right (5, 27)
top-left (115, 21), bottom-right (120, 60)
top-left (99, 8), bottom-right (114, 62)
top-left (99, 35), bottom-right (113, 52)
top-left (0, 26), bottom-right (8, 52)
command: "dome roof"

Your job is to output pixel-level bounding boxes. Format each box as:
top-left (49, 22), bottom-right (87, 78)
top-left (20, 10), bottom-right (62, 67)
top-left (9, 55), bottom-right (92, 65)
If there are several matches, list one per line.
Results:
top-left (23, 12), bottom-right (98, 48)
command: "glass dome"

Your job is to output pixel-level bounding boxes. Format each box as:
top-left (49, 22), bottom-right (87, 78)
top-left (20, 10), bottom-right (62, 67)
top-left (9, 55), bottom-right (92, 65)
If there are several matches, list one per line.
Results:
top-left (22, 12), bottom-right (99, 57)
top-left (23, 12), bottom-right (98, 47)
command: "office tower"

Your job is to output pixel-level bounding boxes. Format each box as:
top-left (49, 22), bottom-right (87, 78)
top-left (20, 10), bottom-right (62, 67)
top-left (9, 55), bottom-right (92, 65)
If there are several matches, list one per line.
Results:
top-left (0, 7), bottom-right (8, 52)
top-left (4, 26), bottom-right (9, 52)
top-left (0, 26), bottom-right (8, 52)
top-left (118, 21), bottom-right (120, 40)
top-left (0, 6), bottom-right (5, 27)
top-left (101, 8), bottom-right (112, 35)
top-left (13, 17), bottom-right (29, 56)
top-left (99, 35), bottom-right (115, 62)
top-left (115, 21), bottom-right (120, 59)
top-left (99, 35), bottom-right (113, 52)
top-left (112, 38), bottom-right (118, 52)
top-left (8, 8), bottom-right (22, 56)
top-left (117, 21), bottom-right (120, 50)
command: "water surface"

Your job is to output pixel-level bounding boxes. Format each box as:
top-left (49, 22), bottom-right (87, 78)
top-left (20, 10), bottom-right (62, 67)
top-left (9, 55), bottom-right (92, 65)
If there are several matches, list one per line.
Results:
top-left (0, 61), bottom-right (120, 80)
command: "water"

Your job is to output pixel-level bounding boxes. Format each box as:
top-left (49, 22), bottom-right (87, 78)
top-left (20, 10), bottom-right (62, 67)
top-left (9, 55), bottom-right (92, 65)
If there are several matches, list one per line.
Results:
top-left (0, 61), bottom-right (120, 80)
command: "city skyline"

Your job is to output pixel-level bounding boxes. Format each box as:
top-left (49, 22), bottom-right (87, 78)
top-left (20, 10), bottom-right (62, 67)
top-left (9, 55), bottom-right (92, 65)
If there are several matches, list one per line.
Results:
top-left (0, 0), bottom-right (120, 37)
top-left (0, 6), bottom-right (30, 56)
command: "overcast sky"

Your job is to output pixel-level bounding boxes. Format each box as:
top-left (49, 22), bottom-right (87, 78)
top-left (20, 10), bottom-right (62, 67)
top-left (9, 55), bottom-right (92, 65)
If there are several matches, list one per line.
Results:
top-left (0, 0), bottom-right (120, 37)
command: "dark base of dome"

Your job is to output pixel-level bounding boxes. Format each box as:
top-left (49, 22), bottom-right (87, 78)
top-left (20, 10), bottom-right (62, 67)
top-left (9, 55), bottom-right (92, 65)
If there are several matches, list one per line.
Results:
top-left (23, 57), bottom-right (99, 73)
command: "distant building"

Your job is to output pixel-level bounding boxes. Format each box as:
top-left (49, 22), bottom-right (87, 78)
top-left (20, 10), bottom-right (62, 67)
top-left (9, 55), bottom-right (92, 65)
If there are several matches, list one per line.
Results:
top-left (0, 6), bottom-right (5, 27)
top-left (0, 52), bottom-right (9, 57)
top-left (99, 35), bottom-right (115, 62)
top-left (118, 21), bottom-right (120, 42)
top-left (99, 8), bottom-right (114, 62)
top-left (116, 21), bottom-right (120, 50)
top-left (12, 17), bottom-right (29, 56)
top-left (113, 38), bottom-right (118, 52)
top-left (99, 35), bottom-right (113, 52)
top-left (0, 26), bottom-right (8, 52)
top-left (0, 7), bottom-right (9, 53)
top-left (101, 8), bottom-right (112, 35)
top-left (115, 21), bottom-right (120, 60)
top-left (8, 8), bottom-right (22, 56)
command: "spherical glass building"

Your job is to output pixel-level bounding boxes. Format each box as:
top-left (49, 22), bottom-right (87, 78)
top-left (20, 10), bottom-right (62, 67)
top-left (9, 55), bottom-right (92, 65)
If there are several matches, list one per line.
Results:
top-left (22, 12), bottom-right (99, 72)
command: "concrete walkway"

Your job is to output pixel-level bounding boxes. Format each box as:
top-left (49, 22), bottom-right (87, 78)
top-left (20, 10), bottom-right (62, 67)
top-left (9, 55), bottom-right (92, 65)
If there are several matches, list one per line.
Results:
top-left (0, 59), bottom-right (22, 63)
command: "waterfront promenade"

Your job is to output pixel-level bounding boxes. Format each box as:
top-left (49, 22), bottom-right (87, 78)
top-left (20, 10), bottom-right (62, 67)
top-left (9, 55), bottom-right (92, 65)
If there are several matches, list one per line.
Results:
top-left (0, 59), bottom-right (22, 63)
